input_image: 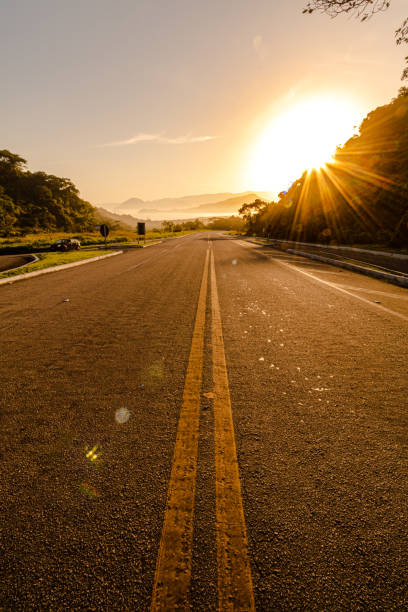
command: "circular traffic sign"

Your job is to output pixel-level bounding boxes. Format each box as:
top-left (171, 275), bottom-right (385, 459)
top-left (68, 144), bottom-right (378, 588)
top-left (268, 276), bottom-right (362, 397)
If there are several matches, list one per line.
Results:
top-left (100, 224), bottom-right (110, 238)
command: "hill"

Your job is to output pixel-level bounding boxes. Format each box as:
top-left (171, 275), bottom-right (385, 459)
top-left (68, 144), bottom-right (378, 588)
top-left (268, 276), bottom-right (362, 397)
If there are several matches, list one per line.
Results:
top-left (113, 192), bottom-right (239, 214)
top-left (102, 191), bottom-right (273, 220)
top-left (241, 88), bottom-right (408, 246)
top-left (0, 150), bottom-right (95, 235)
top-left (95, 208), bottom-right (162, 230)
top-left (185, 193), bottom-right (264, 215)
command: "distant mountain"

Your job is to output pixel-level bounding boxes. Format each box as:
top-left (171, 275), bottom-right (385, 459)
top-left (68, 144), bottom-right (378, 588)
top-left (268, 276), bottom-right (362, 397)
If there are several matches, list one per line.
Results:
top-left (113, 192), bottom-right (239, 213)
top-left (95, 207), bottom-right (161, 230)
top-left (100, 191), bottom-right (273, 220)
top-left (185, 193), bottom-right (262, 215)
top-left (95, 207), bottom-right (219, 228)
top-left (119, 197), bottom-right (145, 210)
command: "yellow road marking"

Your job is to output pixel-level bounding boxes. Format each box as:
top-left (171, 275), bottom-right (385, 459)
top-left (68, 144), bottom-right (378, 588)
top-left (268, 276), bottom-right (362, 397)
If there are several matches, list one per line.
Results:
top-left (151, 248), bottom-right (210, 611)
top-left (210, 246), bottom-right (255, 611)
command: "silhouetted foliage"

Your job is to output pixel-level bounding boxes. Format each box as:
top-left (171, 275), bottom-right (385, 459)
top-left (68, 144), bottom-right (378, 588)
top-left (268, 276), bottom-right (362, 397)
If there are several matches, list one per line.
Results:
top-left (240, 90), bottom-right (408, 247)
top-left (162, 219), bottom-right (205, 232)
top-left (0, 150), bottom-right (95, 235)
top-left (303, 1), bottom-right (407, 80)
top-left (303, 1), bottom-right (390, 20)
top-left (206, 216), bottom-right (245, 231)
top-left (238, 200), bottom-right (268, 234)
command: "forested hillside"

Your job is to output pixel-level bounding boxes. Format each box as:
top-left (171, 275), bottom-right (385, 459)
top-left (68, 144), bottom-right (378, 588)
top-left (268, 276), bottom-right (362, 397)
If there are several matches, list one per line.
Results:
top-left (240, 89), bottom-right (408, 246)
top-left (0, 150), bottom-right (95, 235)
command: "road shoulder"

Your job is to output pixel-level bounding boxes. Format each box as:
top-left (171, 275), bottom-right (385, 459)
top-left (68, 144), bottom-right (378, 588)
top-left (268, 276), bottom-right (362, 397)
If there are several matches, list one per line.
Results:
top-left (0, 250), bottom-right (122, 286)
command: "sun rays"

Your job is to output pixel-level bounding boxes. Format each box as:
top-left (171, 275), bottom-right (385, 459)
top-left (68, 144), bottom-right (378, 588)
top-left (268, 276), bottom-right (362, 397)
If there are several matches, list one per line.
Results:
top-left (246, 94), bottom-right (364, 194)
top-left (281, 154), bottom-right (397, 243)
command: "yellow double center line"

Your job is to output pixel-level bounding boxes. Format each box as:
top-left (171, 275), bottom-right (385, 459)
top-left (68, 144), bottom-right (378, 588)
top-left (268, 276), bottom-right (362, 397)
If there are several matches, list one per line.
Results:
top-left (151, 245), bottom-right (255, 611)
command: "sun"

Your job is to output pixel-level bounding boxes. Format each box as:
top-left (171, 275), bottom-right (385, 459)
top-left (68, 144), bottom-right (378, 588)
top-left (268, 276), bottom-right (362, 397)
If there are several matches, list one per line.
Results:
top-left (246, 94), bottom-right (363, 192)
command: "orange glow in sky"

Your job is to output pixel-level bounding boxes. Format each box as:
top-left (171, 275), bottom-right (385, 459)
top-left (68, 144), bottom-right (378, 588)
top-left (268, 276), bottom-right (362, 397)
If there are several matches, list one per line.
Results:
top-left (245, 94), bottom-right (364, 195)
top-left (1, 0), bottom-right (406, 203)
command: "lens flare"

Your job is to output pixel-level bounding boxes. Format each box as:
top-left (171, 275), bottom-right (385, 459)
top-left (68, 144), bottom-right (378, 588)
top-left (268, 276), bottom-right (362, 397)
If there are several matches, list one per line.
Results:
top-left (115, 407), bottom-right (130, 424)
top-left (85, 444), bottom-right (101, 463)
top-left (246, 94), bottom-right (364, 191)
top-left (79, 482), bottom-right (100, 498)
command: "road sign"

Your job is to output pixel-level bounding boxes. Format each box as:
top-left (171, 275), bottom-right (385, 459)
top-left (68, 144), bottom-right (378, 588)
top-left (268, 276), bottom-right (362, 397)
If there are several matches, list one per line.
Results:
top-left (137, 222), bottom-right (146, 235)
top-left (100, 224), bottom-right (109, 238)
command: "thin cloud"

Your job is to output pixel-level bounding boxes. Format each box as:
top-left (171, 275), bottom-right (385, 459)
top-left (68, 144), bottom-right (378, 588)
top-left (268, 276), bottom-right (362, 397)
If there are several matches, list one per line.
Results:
top-left (100, 133), bottom-right (216, 147)
top-left (253, 34), bottom-right (268, 60)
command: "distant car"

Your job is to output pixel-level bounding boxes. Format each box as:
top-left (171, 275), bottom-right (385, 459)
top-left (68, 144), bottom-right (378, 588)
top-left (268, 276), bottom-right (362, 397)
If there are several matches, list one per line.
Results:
top-left (50, 238), bottom-right (81, 251)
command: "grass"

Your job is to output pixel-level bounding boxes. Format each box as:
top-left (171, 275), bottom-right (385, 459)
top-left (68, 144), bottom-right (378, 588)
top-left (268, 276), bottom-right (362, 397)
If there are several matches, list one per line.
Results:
top-left (0, 229), bottom-right (197, 252)
top-left (0, 250), bottom-right (114, 279)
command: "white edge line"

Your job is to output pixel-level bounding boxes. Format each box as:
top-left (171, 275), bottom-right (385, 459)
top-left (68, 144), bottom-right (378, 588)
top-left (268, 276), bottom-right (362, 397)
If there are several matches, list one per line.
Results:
top-left (286, 249), bottom-right (408, 288)
top-left (277, 259), bottom-right (408, 322)
top-left (0, 251), bottom-right (122, 286)
top-left (235, 241), bottom-right (408, 323)
top-left (126, 257), bottom-right (152, 271)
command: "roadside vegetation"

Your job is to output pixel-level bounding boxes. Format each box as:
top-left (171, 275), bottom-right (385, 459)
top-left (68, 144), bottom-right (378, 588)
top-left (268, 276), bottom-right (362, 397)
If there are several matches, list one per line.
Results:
top-left (0, 148), bottom-right (246, 246)
top-left (0, 228), bottom-right (205, 255)
top-left (0, 150), bottom-right (96, 235)
top-left (0, 249), bottom-right (114, 279)
top-left (0, 220), bottom-right (244, 254)
top-left (239, 89), bottom-right (408, 248)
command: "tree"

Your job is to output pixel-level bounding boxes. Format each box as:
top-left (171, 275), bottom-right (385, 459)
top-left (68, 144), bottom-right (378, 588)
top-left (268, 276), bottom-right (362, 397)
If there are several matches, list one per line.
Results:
top-left (0, 150), bottom-right (96, 234)
top-left (239, 199), bottom-right (267, 234)
top-left (243, 89), bottom-right (408, 246)
top-left (0, 150), bottom-right (27, 172)
top-left (206, 216), bottom-right (245, 232)
top-left (303, 1), bottom-right (407, 79)
top-left (0, 187), bottom-right (19, 235)
top-left (162, 221), bottom-right (174, 232)
top-left (303, 1), bottom-right (390, 20)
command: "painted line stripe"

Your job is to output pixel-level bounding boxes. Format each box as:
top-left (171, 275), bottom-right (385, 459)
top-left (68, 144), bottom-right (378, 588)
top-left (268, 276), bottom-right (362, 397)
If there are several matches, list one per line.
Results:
top-left (236, 240), bottom-right (253, 248)
top-left (151, 248), bottom-right (210, 611)
top-left (124, 250), bottom-right (169, 273)
top-left (126, 258), bottom-right (152, 271)
top-left (210, 246), bottom-right (255, 611)
top-left (275, 258), bottom-right (408, 323)
top-left (337, 285), bottom-right (408, 300)
top-left (235, 240), bottom-right (408, 323)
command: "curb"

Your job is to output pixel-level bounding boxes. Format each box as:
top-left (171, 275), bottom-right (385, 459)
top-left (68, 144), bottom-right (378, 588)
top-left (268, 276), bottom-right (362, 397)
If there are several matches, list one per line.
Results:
top-left (142, 240), bottom-right (163, 247)
top-left (0, 253), bottom-right (39, 273)
top-left (83, 240), bottom-right (162, 250)
top-left (286, 249), bottom-right (408, 289)
top-left (0, 250), bottom-right (122, 287)
top-left (267, 238), bottom-right (408, 260)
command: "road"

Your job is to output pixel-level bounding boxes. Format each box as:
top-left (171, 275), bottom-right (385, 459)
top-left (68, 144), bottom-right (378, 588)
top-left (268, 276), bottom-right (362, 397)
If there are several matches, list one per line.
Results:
top-left (1, 232), bottom-right (407, 610)
top-left (267, 240), bottom-right (408, 276)
top-left (0, 254), bottom-right (36, 273)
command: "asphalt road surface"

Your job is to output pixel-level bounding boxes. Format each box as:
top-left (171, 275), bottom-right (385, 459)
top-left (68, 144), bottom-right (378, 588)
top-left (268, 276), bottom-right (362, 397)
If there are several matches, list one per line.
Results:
top-left (1, 232), bottom-right (407, 611)
top-left (0, 254), bottom-right (36, 273)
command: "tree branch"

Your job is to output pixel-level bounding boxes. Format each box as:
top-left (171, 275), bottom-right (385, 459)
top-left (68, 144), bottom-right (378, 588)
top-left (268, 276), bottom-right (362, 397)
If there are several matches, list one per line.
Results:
top-left (303, 1), bottom-right (391, 21)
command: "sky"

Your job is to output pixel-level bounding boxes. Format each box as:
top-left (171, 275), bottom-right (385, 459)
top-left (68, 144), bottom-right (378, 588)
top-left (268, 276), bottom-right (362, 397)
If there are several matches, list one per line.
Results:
top-left (1, 0), bottom-right (407, 205)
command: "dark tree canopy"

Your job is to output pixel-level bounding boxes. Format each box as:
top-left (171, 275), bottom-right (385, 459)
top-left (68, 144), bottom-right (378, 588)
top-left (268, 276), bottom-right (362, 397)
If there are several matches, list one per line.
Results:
top-left (0, 150), bottom-right (27, 170)
top-left (239, 89), bottom-right (408, 247)
top-left (0, 150), bottom-right (95, 235)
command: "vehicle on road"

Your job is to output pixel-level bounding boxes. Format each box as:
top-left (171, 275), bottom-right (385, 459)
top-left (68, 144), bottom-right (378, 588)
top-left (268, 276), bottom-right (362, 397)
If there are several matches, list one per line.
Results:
top-left (50, 238), bottom-right (81, 252)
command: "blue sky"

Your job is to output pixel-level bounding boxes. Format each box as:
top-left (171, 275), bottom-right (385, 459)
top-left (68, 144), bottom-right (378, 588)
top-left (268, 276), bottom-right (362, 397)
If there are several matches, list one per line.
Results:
top-left (1, 0), bottom-right (406, 203)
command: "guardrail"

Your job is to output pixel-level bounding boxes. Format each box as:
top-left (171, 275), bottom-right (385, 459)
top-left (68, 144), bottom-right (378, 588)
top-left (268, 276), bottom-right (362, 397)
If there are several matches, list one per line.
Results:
top-left (286, 249), bottom-right (408, 289)
top-left (265, 238), bottom-right (408, 260)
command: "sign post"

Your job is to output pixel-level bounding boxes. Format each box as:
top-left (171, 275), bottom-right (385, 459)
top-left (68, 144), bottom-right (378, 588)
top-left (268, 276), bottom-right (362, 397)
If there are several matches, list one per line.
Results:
top-left (137, 222), bottom-right (146, 245)
top-left (100, 224), bottom-right (110, 249)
